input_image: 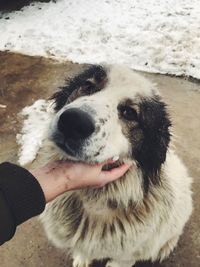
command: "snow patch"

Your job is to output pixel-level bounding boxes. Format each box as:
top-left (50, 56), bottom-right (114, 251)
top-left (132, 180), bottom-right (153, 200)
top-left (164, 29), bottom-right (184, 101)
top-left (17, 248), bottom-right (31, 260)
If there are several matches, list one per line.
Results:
top-left (17, 99), bottom-right (54, 165)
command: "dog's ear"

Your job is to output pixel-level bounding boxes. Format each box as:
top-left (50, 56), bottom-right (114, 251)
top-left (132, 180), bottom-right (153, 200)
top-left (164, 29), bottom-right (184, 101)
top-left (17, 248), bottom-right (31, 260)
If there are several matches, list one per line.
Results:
top-left (134, 96), bottom-right (171, 190)
top-left (51, 65), bottom-right (107, 111)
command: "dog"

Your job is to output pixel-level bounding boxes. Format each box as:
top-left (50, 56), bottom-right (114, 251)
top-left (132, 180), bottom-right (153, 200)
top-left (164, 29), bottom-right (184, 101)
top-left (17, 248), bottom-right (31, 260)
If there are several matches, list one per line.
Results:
top-left (39, 65), bottom-right (192, 267)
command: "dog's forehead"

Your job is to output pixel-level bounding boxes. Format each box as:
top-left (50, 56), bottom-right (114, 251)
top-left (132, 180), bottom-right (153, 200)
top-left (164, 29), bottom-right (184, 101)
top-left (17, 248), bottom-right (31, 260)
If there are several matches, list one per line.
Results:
top-left (104, 65), bottom-right (156, 100)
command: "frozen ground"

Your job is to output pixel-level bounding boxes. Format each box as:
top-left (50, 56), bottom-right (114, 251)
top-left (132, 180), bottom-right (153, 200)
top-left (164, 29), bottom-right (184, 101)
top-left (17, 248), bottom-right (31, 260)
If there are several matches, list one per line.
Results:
top-left (0, 0), bottom-right (200, 78)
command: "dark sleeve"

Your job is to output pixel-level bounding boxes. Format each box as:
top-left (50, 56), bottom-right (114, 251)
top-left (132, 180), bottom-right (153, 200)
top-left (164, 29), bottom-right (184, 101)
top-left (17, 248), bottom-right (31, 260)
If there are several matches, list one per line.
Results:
top-left (0, 162), bottom-right (46, 245)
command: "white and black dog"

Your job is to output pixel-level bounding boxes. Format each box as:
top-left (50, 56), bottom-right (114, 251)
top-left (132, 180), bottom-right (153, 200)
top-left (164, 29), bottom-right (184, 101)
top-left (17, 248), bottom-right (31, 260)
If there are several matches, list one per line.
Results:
top-left (39, 65), bottom-right (192, 267)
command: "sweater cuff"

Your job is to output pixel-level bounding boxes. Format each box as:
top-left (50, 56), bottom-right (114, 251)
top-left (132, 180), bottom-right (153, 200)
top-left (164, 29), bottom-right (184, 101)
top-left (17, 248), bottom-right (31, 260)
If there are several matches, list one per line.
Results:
top-left (0, 162), bottom-right (46, 225)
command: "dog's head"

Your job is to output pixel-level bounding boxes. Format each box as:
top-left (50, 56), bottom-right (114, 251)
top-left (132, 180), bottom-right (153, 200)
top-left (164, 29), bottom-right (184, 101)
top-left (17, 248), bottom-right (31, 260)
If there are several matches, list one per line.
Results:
top-left (50, 65), bottom-right (171, 190)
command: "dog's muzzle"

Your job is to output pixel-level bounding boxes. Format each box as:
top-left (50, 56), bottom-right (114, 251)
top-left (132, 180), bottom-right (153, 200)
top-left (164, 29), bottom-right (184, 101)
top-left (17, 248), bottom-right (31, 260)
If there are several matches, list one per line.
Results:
top-left (54, 108), bottom-right (95, 156)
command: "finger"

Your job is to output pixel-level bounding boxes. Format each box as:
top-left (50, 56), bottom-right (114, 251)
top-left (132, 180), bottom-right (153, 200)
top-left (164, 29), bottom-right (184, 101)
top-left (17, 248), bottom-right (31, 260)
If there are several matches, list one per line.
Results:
top-left (100, 163), bottom-right (131, 183)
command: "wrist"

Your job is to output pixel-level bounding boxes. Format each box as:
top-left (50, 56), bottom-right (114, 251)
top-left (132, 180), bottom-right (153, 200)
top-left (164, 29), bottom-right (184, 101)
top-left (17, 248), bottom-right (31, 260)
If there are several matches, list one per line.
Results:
top-left (30, 169), bottom-right (68, 203)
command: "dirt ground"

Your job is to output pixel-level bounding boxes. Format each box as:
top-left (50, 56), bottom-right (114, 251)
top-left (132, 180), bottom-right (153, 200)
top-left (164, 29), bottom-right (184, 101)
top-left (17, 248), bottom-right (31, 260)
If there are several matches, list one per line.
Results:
top-left (0, 52), bottom-right (199, 267)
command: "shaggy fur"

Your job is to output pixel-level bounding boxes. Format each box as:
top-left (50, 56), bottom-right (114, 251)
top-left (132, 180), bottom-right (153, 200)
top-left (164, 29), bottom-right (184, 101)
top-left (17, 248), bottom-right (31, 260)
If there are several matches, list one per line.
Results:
top-left (38, 65), bottom-right (192, 267)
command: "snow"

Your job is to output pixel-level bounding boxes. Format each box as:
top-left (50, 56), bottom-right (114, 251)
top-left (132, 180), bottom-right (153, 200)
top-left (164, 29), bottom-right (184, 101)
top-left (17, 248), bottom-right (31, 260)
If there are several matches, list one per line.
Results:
top-left (0, 0), bottom-right (200, 78)
top-left (17, 99), bottom-right (54, 165)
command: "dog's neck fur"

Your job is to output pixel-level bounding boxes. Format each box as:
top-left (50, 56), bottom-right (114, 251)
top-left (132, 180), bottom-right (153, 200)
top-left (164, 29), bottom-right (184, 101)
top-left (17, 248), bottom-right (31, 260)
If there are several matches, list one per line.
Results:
top-left (78, 166), bottom-right (165, 211)
top-left (75, 164), bottom-right (174, 224)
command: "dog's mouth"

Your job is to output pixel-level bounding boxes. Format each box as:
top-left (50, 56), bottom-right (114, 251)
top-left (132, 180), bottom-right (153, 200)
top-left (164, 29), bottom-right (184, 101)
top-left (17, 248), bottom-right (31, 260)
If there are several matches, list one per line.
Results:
top-left (54, 139), bottom-right (126, 172)
top-left (59, 154), bottom-right (124, 172)
top-left (102, 159), bottom-right (122, 171)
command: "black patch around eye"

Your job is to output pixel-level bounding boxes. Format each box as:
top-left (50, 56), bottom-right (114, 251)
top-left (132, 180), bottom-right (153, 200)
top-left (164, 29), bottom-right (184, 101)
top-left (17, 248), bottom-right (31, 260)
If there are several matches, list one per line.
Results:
top-left (51, 65), bottom-right (107, 111)
top-left (133, 96), bottom-right (171, 192)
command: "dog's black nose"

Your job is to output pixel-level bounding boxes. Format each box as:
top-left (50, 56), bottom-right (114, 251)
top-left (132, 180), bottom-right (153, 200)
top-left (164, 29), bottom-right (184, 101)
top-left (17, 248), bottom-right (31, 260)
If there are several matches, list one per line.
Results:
top-left (58, 108), bottom-right (95, 141)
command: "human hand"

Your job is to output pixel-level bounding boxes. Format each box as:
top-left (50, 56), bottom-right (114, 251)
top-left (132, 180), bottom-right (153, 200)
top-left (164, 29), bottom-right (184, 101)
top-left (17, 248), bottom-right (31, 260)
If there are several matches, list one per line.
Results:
top-left (30, 160), bottom-right (131, 203)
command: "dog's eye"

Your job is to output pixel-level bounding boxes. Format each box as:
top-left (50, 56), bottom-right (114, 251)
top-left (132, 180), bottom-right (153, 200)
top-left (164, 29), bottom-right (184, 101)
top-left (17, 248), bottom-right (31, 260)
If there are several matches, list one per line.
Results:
top-left (121, 106), bottom-right (138, 121)
top-left (82, 81), bottom-right (95, 93)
